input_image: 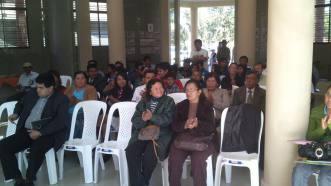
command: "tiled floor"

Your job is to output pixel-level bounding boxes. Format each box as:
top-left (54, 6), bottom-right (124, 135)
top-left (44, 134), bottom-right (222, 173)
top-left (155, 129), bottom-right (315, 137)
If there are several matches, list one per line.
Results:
top-left (0, 152), bottom-right (261, 186)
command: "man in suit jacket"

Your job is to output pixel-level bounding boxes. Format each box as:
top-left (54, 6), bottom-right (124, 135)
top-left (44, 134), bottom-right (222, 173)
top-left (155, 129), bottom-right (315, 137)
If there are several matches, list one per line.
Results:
top-left (0, 73), bottom-right (69, 186)
top-left (231, 71), bottom-right (266, 112)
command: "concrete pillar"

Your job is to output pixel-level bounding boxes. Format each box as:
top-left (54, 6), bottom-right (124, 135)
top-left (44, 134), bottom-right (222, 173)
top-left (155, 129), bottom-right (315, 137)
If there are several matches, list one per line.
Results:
top-left (107, 0), bottom-right (126, 66)
top-left (264, 0), bottom-right (314, 186)
top-left (174, 0), bottom-right (180, 65)
top-left (161, 0), bottom-right (170, 62)
top-left (46, 0), bottom-right (75, 75)
top-left (76, 0), bottom-right (92, 70)
top-left (235, 0), bottom-right (256, 65)
top-left (191, 5), bottom-right (198, 50)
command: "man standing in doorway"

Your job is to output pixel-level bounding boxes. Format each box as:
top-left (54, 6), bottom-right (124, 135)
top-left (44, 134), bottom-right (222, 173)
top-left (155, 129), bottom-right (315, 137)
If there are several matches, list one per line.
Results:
top-left (191, 39), bottom-right (209, 71)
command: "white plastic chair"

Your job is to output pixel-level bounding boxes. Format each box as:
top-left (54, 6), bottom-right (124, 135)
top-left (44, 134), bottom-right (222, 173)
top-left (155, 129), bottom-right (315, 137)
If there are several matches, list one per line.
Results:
top-left (0, 101), bottom-right (24, 179)
top-left (179, 78), bottom-right (190, 87)
top-left (167, 93), bottom-right (187, 104)
top-left (94, 101), bottom-right (137, 186)
top-left (214, 107), bottom-right (264, 186)
top-left (58, 100), bottom-right (107, 183)
top-left (60, 75), bottom-right (72, 87)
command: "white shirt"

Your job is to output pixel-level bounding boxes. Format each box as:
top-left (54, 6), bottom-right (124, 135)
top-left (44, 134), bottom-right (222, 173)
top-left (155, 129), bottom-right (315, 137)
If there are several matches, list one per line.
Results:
top-left (132, 84), bottom-right (146, 102)
top-left (18, 71), bottom-right (39, 88)
top-left (191, 49), bottom-right (209, 69)
top-left (245, 87), bottom-right (255, 103)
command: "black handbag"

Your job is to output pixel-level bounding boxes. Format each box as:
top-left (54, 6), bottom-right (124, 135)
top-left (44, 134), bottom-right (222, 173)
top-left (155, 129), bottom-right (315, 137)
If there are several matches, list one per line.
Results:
top-left (174, 132), bottom-right (214, 151)
top-left (298, 142), bottom-right (331, 160)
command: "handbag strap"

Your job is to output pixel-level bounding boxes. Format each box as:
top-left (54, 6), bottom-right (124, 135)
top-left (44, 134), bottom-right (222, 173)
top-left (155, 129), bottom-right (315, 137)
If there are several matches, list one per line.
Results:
top-left (152, 140), bottom-right (160, 161)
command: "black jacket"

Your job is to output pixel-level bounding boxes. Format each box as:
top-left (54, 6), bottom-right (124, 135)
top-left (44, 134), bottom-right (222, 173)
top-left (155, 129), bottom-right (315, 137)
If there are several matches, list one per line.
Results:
top-left (222, 104), bottom-right (261, 153)
top-left (14, 89), bottom-right (70, 150)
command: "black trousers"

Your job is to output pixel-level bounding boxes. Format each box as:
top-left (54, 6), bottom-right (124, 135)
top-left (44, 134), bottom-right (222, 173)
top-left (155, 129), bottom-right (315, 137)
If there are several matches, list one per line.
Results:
top-left (125, 140), bottom-right (158, 186)
top-left (0, 129), bottom-right (55, 180)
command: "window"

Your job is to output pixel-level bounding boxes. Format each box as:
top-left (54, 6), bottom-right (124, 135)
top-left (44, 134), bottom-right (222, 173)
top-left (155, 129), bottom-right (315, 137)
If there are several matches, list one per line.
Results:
top-left (89, 0), bottom-right (108, 46)
top-left (73, 0), bottom-right (77, 46)
top-left (0, 0), bottom-right (29, 48)
top-left (315, 0), bottom-right (331, 43)
top-left (41, 0), bottom-right (46, 47)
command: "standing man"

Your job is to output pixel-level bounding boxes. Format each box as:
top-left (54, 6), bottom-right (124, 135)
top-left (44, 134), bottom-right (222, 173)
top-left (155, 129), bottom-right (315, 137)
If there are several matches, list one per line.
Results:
top-left (0, 72), bottom-right (69, 186)
top-left (191, 39), bottom-right (209, 71)
top-left (217, 39), bottom-right (231, 64)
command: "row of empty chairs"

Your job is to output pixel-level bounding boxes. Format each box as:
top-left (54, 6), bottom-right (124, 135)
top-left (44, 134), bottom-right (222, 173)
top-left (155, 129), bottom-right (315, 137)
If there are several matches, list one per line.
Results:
top-left (0, 92), bottom-right (264, 186)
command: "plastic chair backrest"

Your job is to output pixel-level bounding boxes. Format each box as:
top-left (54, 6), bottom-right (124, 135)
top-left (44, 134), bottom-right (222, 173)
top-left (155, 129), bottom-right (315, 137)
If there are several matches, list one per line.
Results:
top-left (0, 101), bottom-right (18, 137)
top-left (220, 107), bottom-right (264, 158)
top-left (103, 101), bottom-right (137, 143)
top-left (168, 93), bottom-right (187, 104)
top-left (69, 100), bottom-right (107, 141)
top-left (179, 78), bottom-right (190, 87)
top-left (60, 75), bottom-right (72, 87)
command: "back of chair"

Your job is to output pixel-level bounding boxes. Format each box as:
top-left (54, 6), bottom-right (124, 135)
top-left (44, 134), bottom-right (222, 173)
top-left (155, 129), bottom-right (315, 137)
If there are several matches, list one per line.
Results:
top-left (103, 102), bottom-right (137, 144)
top-left (69, 100), bottom-right (107, 141)
top-left (168, 93), bottom-right (187, 104)
top-left (60, 75), bottom-right (72, 87)
top-left (220, 107), bottom-right (264, 157)
top-left (179, 78), bottom-right (190, 87)
top-left (0, 101), bottom-right (18, 137)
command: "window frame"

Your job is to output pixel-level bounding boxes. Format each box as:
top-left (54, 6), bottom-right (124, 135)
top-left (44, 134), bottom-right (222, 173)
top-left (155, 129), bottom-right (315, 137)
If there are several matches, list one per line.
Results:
top-left (314, 1), bottom-right (331, 43)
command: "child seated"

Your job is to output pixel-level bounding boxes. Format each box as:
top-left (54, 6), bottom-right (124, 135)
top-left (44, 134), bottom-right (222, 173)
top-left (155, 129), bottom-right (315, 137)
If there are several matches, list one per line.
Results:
top-left (165, 72), bottom-right (180, 94)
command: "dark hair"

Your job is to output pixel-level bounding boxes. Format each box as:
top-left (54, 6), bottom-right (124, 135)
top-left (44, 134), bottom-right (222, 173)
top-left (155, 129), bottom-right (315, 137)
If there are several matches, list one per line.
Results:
top-left (206, 72), bottom-right (221, 86)
top-left (48, 70), bottom-right (62, 86)
top-left (184, 79), bottom-right (207, 101)
top-left (245, 70), bottom-right (258, 78)
top-left (144, 69), bottom-right (155, 77)
top-left (194, 39), bottom-right (202, 45)
top-left (239, 56), bottom-right (248, 62)
top-left (218, 57), bottom-right (227, 62)
top-left (107, 63), bottom-right (116, 70)
top-left (114, 72), bottom-right (130, 89)
top-left (145, 79), bottom-right (164, 101)
top-left (143, 55), bottom-right (151, 61)
top-left (88, 59), bottom-right (98, 66)
top-left (87, 64), bottom-right (97, 71)
top-left (156, 62), bottom-right (170, 71)
top-left (36, 72), bottom-right (56, 88)
top-left (165, 72), bottom-right (176, 79)
top-left (74, 71), bottom-right (88, 80)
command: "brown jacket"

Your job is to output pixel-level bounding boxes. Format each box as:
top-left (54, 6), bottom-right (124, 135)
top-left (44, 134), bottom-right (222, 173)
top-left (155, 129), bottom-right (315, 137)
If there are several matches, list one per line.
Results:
top-left (203, 88), bottom-right (231, 120)
top-left (64, 84), bottom-right (97, 105)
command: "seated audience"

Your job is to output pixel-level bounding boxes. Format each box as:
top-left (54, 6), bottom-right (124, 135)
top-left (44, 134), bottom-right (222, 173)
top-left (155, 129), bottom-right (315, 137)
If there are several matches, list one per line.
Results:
top-left (102, 63), bottom-right (117, 95)
top-left (217, 57), bottom-right (229, 76)
top-left (165, 72), bottom-right (181, 94)
top-left (87, 59), bottom-right (104, 77)
top-left (0, 72), bottom-right (69, 186)
top-left (64, 71), bottom-right (97, 138)
top-left (142, 55), bottom-right (155, 70)
top-left (132, 70), bottom-right (155, 102)
top-left (17, 62), bottom-right (39, 92)
top-left (126, 79), bottom-right (175, 186)
top-left (191, 70), bottom-right (206, 88)
top-left (203, 73), bottom-right (231, 123)
top-left (231, 71), bottom-right (266, 112)
top-left (115, 61), bottom-right (126, 73)
top-left (238, 55), bottom-right (252, 71)
top-left (48, 70), bottom-right (66, 94)
top-left (220, 63), bottom-right (244, 90)
top-left (87, 64), bottom-right (106, 95)
top-left (178, 59), bottom-right (192, 78)
top-left (104, 72), bottom-right (133, 108)
top-left (156, 63), bottom-right (183, 91)
top-left (168, 80), bottom-right (217, 186)
top-left (292, 85), bottom-right (331, 186)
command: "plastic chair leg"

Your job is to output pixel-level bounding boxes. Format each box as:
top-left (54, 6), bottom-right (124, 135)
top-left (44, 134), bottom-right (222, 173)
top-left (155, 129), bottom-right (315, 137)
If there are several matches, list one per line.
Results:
top-left (118, 150), bottom-right (129, 186)
top-left (214, 160), bottom-right (223, 186)
top-left (99, 154), bottom-right (105, 170)
top-left (45, 149), bottom-right (57, 184)
top-left (94, 151), bottom-right (100, 183)
top-left (225, 164), bottom-right (232, 183)
top-left (161, 159), bottom-right (169, 186)
top-left (77, 151), bottom-right (84, 168)
top-left (249, 164), bottom-right (259, 186)
top-left (17, 152), bottom-right (23, 172)
top-left (206, 156), bottom-right (213, 186)
top-left (113, 155), bottom-right (119, 170)
top-left (182, 160), bottom-right (188, 179)
top-left (82, 148), bottom-right (93, 183)
top-left (57, 147), bottom-right (64, 180)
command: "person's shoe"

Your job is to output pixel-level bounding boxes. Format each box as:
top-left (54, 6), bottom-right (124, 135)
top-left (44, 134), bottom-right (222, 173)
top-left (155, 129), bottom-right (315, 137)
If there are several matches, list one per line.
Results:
top-left (24, 179), bottom-right (35, 186)
top-left (14, 177), bottom-right (25, 186)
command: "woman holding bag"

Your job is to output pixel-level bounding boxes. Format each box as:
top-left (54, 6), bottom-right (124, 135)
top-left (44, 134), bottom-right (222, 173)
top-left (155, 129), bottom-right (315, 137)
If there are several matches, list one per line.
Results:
top-left (126, 79), bottom-right (175, 186)
top-left (168, 79), bottom-right (217, 186)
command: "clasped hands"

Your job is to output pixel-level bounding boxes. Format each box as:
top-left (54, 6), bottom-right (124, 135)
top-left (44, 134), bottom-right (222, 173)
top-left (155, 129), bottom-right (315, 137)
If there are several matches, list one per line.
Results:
top-left (184, 117), bottom-right (198, 129)
top-left (8, 114), bottom-right (41, 140)
top-left (321, 115), bottom-right (331, 130)
top-left (142, 109), bottom-right (153, 122)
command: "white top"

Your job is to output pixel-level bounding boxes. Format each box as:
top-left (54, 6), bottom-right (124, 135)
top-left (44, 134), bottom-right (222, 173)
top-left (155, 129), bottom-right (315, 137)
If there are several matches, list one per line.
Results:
top-left (191, 49), bottom-right (209, 69)
top-left (18, 71), bottom-right (39, 88)
top-left (245, 87), bottom-right (255, 103)
top-left (132, 84), bottom-right (146, 102)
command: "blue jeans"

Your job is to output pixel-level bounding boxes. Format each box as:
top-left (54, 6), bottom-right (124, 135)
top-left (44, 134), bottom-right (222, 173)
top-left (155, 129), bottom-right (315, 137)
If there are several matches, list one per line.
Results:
top-left (292, 163), bottom-right (331, 186)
